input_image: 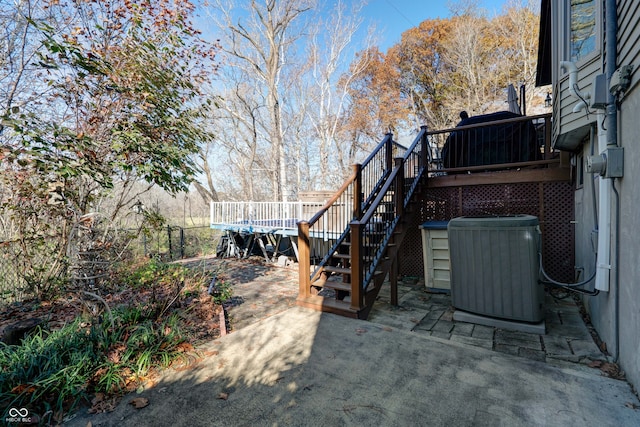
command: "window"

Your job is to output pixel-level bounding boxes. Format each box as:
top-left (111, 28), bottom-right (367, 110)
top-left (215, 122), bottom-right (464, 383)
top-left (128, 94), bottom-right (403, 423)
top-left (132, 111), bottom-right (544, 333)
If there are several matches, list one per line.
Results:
top-left (570, 0), bottom-right (596, 62)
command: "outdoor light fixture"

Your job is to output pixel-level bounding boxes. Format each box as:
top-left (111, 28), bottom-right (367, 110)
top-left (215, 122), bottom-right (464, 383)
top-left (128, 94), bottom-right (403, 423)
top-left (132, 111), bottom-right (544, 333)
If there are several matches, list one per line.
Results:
top-left (545, 92), bottom-right (552, 108)
top-left (132, 200), bottom-right (145, 214)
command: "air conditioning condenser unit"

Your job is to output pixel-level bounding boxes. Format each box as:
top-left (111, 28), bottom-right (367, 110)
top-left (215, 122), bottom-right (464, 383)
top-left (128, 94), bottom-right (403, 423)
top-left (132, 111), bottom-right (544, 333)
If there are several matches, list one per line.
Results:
top-left (447, 215), bottom-right (543, 323)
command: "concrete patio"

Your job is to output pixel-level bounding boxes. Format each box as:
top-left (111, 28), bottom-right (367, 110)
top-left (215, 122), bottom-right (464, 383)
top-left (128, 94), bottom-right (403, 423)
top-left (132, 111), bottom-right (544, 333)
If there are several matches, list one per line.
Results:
top-left (369, 279), bottom-right (608, 371)
top-left (65, 260), bottom-right (639, 426)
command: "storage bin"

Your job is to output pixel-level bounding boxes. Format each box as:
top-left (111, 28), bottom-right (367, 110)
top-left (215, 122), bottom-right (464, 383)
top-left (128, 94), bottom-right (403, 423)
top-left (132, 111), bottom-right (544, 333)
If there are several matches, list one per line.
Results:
top-left (420, 221), bottom-right (451, 293)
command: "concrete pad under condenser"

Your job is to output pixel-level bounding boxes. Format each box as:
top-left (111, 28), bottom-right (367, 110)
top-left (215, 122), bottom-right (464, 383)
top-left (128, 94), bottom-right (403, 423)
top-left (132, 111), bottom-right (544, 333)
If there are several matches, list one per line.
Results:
top-left (453, 310), bottom-right (546, 335)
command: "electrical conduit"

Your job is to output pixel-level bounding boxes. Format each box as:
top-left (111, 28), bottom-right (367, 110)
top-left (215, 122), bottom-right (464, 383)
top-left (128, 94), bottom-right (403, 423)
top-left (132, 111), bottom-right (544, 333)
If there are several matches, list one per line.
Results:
top-left (595, 111), bottom-right (611, 292)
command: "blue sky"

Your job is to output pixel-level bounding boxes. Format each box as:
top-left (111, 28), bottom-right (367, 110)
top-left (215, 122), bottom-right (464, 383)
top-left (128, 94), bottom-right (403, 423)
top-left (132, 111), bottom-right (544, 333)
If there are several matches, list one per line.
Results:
top-left (363, 0), bottom-right (509, 50)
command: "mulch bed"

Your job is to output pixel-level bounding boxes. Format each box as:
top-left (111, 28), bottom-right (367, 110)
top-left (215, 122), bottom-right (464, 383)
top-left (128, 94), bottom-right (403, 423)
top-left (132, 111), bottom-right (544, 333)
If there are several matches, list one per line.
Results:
top-left (0, 255), bottom-right (299, 346)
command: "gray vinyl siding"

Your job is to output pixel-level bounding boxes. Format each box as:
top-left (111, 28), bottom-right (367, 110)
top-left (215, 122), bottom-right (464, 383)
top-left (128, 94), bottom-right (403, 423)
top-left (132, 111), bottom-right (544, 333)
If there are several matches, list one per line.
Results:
top-left (573, 0), bottom-right (640, 394)
top-left (554, 56), bottom-right (601, 151)
top-left (551, 1), bottom-right (603, 151)
top-left (605, 0), bottom-right (640, 390)
top-left (617, 0), bottom-right (640, 98)
top-left (550, 0), bottom-right (640, 395)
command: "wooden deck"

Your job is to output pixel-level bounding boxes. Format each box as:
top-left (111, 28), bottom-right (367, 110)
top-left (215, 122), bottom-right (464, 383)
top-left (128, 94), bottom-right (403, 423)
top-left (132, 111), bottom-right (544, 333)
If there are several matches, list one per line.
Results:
top-left (426, 156), bottom-right (570, 187)
top-left (295, 113), bottom-right (576, 319)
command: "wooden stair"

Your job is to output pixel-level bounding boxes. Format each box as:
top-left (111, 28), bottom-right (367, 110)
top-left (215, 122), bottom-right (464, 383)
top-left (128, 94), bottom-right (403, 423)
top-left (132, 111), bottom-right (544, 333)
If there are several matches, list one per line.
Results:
top-left (296, 128), bottom-right (430, 319)
top-left (296, 191), bottom-right (423, 319)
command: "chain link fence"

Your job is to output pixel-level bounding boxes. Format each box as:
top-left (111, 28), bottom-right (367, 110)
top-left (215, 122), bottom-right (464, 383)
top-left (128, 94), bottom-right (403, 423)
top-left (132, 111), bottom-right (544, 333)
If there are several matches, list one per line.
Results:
top-left (0, 240), bottom-right (58, 306)
top-left (0, 225), bottom-right (222, 307)
top-left (0, 244), bottom-right (27, 305)
top-left (127, 225), bottom-right (222, 261)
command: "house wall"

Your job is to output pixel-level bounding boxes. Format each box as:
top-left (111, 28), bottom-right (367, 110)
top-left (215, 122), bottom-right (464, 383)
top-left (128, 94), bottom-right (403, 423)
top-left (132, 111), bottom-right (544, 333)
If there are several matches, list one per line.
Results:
top-left (567, 0), bottom-right (640, 390)
top-left (573, 136), bottom-right (597, 292)
top-left (618, 1), bottom-right (640, 75)
top-left (584, 83), bottom-right (640, 392)
top-left (551, 1), bottom-right (603, 151)
top-left (608, 87), bottom-right (640, 390)
top-left (554, 59), bottom-right (600, 150)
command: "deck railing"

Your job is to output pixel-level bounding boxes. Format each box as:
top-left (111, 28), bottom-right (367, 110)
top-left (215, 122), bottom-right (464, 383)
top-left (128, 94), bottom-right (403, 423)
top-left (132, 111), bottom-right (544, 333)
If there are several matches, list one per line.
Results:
top-left (360, 134), bottom-right (405, 214)
top-left (210, 201), bottom-right (324, 232)
top-left (425, 113), bottom-right (554, 175)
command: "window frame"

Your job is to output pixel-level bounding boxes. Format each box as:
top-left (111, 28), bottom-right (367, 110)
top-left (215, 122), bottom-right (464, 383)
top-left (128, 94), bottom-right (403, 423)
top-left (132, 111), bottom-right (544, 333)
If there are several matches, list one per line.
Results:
top-left (561, 0), bottom-right (602, 69)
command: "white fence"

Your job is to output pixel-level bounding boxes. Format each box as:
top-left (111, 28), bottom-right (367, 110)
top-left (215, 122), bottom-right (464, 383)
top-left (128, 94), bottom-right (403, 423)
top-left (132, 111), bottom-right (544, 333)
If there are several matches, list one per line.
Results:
top-left (210, 201), bottom-right (325, 234)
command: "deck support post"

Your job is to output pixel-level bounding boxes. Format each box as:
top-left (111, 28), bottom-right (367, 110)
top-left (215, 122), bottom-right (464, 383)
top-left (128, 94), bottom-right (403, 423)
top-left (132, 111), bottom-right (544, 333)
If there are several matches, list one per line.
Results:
top-left (420, 125), bottom-right (429, 170)
top-left (385, 133), bottom-right (393, 173)
top-left (298, 221), bottom-right (311, 299)
top-left (390, 258), bottom-right (398, 306)
top-left (391, 157), bottom-right (405, 307)
top-left (353, 164), bottom-right (362, 219)
top-left (544, 115), bottom-right (552, 159)
top-left (394, 157), bottom-right (405, 217)
top-left (350, 221), bottom-right (364, 312)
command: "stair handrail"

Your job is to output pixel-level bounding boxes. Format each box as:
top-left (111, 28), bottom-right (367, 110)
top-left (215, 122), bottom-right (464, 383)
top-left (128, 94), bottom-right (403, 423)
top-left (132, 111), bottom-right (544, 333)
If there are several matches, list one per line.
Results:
top-left (351, 126), bottom-right (429, 295)
top-left (298, 133), bottom-right (399, 297)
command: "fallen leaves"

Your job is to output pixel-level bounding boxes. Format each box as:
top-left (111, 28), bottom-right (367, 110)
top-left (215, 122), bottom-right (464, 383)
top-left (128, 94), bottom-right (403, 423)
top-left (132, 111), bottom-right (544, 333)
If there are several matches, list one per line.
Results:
top-left (216, 392), bottom-right (229, 400)
top-left (11, 384), bottom-right (36, 394)
top-left (588, 360), bottom-right (626, 380)
top-left (129, 397), bottom-right (150, 409)
top-left (106, 343), bottom-right (126, 364)
top-left (175, 342), bottom-right (195, 353)
top-left (88, 393), bottom-right (120, 414)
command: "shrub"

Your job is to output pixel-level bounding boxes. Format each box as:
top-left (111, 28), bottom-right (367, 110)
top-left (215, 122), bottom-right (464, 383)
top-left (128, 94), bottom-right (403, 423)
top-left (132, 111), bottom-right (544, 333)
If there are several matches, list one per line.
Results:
top-left (0, 307), bottom-right (189, 423)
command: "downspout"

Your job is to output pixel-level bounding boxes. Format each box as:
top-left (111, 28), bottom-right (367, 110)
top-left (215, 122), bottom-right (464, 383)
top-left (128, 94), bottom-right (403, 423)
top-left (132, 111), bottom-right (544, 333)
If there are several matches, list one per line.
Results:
top-left (604, 0), bottom-right (620, 361)
top-left (594, 111), bottom-right (611, 292)
top-left (560, 61), bottom-right (591, 112)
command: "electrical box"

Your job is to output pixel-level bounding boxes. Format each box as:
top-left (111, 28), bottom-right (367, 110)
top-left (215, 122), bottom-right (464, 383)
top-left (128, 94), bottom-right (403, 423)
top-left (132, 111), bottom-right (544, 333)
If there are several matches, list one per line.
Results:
top-left (605, 147), bottom-right (624, 178)
top-left (586, 147), bottom-right (624, 178)
top-left (590, 74), bottom-right (608, 109)
top-left (609, 65), bottom-right (634, 97)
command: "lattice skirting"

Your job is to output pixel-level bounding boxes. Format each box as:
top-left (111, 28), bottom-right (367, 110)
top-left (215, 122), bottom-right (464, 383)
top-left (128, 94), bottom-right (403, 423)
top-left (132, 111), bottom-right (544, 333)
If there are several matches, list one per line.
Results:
top-left (400, 181), bottom-right (575, 283)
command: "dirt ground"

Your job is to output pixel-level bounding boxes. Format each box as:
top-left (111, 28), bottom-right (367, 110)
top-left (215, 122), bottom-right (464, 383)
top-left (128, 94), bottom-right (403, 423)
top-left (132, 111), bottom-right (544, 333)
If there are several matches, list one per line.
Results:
top-left (0, 256), bottom-right (300, 345)
top-left (178, 256), bottom-right (300, 333)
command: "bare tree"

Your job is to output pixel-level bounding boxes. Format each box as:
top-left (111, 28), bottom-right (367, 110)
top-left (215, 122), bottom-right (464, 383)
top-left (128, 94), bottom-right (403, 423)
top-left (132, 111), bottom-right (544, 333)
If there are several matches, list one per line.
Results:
top-left (491, 0), bottom-right (541, 110)
top-left (206, 66), bottom-right (275, 201)
top-left (303, 0), bottom-right (374, 189)
top-left (0, 0), bottom-right (57, 135)
top-left (207, 0), bottom-right (314, 202)
top-left (442, 10), bottom-right (498, 114)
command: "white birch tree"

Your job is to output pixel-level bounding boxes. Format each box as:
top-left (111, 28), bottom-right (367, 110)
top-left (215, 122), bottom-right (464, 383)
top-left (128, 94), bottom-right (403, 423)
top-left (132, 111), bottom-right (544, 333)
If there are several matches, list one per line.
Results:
top-left (207, 0), bottom-right (313, 202)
